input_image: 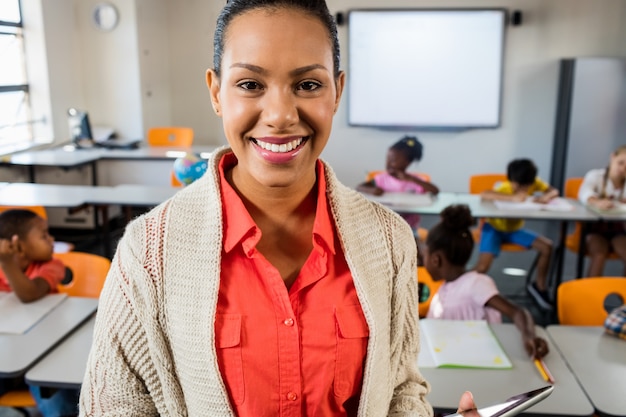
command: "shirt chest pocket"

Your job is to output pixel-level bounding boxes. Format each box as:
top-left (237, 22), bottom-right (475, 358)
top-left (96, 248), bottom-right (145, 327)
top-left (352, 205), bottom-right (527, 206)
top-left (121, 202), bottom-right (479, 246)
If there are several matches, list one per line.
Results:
top-left (334, 304), bottom-right (370, 399)
top-left (216, 314), bottom-right (245, 405)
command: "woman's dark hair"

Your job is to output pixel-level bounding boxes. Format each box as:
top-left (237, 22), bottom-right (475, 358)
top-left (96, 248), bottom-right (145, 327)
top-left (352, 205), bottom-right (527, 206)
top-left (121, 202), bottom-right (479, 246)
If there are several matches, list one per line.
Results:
top-left (507, 158), bottom-right (537, 186)
top-left (0, 209), bottom-right (38, 239)
top-left (390, 135), bottom-right (423, 163)
top-left (213, 0), bottom-right (340, 78)
top-left (426, 204), bottom-right (474, 266)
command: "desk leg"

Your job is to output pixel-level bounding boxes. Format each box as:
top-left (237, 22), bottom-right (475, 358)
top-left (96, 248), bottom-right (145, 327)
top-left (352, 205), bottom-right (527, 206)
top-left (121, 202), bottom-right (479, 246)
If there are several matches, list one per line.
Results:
top-left (576, 223), bottom-right (588, 278)
top-left (91, 161), bottom-right (98, 186)
top-left (548, 220), bottom-right (567, 310)
top-left (97, 205), bottom-right (112, 259)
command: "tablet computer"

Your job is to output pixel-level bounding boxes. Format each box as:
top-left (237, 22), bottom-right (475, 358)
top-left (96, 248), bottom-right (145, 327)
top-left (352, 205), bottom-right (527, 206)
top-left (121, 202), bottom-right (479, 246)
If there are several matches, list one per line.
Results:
top-left (446, 385), bottom-right (554, 417)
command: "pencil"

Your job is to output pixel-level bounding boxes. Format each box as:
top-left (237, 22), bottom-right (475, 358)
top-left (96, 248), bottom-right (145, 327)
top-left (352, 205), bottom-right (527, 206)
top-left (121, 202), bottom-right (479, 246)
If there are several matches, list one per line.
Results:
top-left (533, 358), bottom-right (551, 383)
top-left (539, 358), bottom-right (555, 384)
top-left (533, 358), bottom-right (555, 384)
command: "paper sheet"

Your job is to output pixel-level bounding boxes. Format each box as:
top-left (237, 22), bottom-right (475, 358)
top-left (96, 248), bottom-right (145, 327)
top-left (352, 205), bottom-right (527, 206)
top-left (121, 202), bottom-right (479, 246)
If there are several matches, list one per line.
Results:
top-left (493, 197), bottom-right (574, 212)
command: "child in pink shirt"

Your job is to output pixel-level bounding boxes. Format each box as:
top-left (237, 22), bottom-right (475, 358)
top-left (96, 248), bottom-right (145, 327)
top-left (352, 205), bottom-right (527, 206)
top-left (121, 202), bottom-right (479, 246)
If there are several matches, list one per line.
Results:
top-left (357, 135), bottom-right (439, 234)
top-left (423, 204), bottom-right (549, 359)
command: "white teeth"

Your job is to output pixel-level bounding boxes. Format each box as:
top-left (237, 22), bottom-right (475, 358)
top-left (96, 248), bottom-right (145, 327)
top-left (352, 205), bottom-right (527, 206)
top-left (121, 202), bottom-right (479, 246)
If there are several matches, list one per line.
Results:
top-left (256, 137), bottom-right (303, 153)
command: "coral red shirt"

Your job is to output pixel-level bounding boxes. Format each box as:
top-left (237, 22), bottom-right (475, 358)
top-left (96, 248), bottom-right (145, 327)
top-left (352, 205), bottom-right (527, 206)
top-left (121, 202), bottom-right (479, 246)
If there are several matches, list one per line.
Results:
top-left (0, 258), bottom-right (65, 293)
top-left (217, 153), bottom-right (369, 417)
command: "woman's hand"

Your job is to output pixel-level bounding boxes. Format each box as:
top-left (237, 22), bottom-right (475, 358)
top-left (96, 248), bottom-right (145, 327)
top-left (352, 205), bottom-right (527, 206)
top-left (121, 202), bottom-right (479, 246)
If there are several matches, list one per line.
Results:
top-left (456, 391), bottom-right (479, 416)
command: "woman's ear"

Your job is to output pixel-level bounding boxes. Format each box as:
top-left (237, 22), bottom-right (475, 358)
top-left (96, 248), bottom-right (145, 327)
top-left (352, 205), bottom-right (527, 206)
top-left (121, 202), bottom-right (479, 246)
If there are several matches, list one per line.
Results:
top-left (206, 69), bottom-right (222, 116)
top-left (333, 71), bottom-right (345, 114)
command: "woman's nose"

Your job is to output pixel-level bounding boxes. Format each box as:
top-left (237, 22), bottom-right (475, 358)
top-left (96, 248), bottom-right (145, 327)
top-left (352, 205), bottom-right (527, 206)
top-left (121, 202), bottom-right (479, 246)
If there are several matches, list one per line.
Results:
top-left (261, 89), bottom-right (298, 130)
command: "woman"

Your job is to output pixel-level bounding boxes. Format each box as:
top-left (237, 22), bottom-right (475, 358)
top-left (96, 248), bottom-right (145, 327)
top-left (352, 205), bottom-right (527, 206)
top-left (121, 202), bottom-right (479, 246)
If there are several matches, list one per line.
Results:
top-left (79, 1), bottom-right (474, 415)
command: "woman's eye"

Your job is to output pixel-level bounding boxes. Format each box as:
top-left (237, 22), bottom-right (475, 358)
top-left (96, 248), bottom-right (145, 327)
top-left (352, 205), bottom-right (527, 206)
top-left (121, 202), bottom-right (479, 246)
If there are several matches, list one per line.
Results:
top-left (238, 81), bottom-right (261, 90)
top-left (298, 81), bottom-right (321, 91)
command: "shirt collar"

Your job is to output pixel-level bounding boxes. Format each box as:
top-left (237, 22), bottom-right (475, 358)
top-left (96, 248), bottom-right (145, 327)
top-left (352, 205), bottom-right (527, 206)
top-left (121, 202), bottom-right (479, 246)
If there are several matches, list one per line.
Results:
top-left (219, 153), bottom-right (335, 255)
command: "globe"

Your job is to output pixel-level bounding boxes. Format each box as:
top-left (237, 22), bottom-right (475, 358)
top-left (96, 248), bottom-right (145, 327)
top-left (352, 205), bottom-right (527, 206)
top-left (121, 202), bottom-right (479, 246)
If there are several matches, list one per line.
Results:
top-left (173, 153), bottom-right (208, 186)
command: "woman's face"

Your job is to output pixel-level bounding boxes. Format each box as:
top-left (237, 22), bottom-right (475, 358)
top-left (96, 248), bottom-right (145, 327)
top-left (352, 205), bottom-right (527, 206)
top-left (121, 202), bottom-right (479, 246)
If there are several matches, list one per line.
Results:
top-left (207, 8), bottom-right (344, 191)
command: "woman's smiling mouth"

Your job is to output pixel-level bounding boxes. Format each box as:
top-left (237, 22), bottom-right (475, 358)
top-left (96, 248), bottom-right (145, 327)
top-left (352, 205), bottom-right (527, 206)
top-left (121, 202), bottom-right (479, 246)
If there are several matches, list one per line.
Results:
top-left (252, 137), bottom-right (308, 153)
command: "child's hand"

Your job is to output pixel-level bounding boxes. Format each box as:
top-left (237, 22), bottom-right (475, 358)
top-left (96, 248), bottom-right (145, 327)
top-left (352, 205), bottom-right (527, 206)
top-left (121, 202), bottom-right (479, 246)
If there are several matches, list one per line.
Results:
top-left (525, 336), bottom-right (549, 359)
top-left (593, 198), bottom-right (616, 210)
top-left (0, 235), bottom-right (19, 264)
top-left (510, 191), bottom-right (527, 202)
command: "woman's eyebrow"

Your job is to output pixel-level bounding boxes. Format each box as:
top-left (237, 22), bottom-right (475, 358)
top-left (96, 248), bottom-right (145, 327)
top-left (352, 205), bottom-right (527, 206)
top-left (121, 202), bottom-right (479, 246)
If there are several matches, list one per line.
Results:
top-left (229, 63), bottom-right (328, 76)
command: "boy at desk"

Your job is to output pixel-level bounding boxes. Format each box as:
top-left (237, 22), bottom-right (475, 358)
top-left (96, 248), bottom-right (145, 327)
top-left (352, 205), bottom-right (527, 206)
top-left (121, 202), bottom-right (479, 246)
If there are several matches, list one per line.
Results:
top-left (0, 209), bottom-right (65, 302)
top-left (476, 158), bottom-right (558, 311)
top-left (0, 209), bottom-right (79, 417)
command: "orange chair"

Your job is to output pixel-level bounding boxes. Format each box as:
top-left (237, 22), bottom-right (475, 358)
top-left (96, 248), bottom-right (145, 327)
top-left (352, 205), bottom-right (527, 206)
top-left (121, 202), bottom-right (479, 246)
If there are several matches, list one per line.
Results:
top-left (557, 277), bottom-right (626, 325)
top-left (564, 177), bottom-right (618, 277)
top-left (171, 171), bottom-right (184, 187)
top-left (468, 174), bottom-right (539, 288)
top-left (54, 251), bottom-right (111, 298)
top-left (147, 126), bottom-right (194, 147)
top-left (0, 390), bottom-right (37, 415)
top-left (417, 267), bottom-right (443, 318)
top-left (366, 170), bottom-right (431, 241)
top-left (0, 205), bottom-right (74, 253)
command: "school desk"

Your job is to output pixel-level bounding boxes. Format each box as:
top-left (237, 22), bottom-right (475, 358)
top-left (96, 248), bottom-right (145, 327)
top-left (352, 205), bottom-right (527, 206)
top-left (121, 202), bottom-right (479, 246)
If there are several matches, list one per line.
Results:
top-left (0, 182), bottom-right (179, 258)
top-left (25, 316), bottom-right (95, 390)
top-left (0, 143), bottom-right (218, 186)
top-left (418, 322), bottom-right (595, 416)
top-left (546, 325), bottom-right (626, 417)
top-left (455, 193), bottom-right (599, 287)
top-left (0, 296), bottom-right (98, 378)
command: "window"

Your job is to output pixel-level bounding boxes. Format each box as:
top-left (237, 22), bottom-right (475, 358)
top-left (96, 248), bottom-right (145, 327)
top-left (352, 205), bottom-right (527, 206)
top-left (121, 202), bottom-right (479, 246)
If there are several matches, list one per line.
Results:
top-left (0, 0), bottom-right (32, 147)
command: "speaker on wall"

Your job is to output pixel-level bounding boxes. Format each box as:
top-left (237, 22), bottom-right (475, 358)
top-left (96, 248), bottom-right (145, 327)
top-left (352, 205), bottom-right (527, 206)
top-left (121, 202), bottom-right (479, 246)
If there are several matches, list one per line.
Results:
top-left (511, 10), bottom-right (523, 26)
top-left (335, 11), bottom-right (344, 26)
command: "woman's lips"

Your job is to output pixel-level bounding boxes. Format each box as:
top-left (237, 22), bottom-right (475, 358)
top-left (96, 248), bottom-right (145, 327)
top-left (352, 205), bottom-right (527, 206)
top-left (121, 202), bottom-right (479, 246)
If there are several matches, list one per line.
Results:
top-left (252, 136), bottom-right (308, 163)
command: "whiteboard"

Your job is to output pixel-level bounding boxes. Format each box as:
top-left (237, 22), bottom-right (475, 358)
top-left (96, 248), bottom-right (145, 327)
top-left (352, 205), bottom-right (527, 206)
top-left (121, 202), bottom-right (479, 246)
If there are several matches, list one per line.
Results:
top-left (348, 9), bottom-right (506, 129)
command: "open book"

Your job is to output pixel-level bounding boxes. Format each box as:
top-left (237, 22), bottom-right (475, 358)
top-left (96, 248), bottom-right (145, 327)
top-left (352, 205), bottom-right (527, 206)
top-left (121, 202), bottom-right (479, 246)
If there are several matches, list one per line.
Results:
top-left (418, 319), bottom-right (512, 369)
top-left (493, 197), bottom-right (574, 212)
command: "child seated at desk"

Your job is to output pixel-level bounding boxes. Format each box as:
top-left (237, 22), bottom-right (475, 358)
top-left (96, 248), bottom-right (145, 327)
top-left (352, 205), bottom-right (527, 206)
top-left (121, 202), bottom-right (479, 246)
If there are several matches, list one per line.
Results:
top-left (0, 209), bottom-right (65, 302)
top-left (357, 136), bottom-right (439, 261)
top-left (578, 145), bottom-right (626, 277)
top-left (423, 204), bottom-right (549, 360)
top-left (477, 158), bottom-right (557, 311)
top-left (0, 209), bottom-right (79, 417)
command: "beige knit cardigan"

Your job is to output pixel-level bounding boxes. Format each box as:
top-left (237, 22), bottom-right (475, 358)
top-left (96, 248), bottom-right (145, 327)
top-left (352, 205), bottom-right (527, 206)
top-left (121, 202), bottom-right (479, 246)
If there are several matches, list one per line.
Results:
top-left (79, 147), bottom-right (432, 417)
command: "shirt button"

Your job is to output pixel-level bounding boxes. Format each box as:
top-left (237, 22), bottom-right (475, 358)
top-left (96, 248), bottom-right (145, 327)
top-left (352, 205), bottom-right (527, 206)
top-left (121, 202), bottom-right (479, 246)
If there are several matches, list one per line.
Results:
top-left (283, 318), bottom-right (294, 326)
top-left (286, 392), bottom-right (298, 401)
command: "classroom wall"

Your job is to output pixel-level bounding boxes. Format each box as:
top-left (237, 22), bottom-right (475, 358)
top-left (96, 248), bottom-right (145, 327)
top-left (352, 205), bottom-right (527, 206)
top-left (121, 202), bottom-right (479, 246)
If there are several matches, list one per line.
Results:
top-left (29, 0), bottom-right (626, 191)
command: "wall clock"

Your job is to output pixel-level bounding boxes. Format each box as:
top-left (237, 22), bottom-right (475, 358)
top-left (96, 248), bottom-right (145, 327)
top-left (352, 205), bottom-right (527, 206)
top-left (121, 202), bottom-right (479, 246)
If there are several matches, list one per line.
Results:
top-left (92, 2), bottom-right (119, 32)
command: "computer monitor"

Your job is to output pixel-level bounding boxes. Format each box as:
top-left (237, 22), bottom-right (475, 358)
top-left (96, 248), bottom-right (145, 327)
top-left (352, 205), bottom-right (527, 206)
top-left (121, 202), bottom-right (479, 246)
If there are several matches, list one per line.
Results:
top-left (67, 108), bottom-right (93, 146)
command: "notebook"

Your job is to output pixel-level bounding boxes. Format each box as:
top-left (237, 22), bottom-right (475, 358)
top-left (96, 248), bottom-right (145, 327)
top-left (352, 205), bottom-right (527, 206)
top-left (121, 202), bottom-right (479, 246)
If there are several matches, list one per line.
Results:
top-left (418, 319), bottom-right (512, 369)
top-left (493, 197), bottom-right (574, 212)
